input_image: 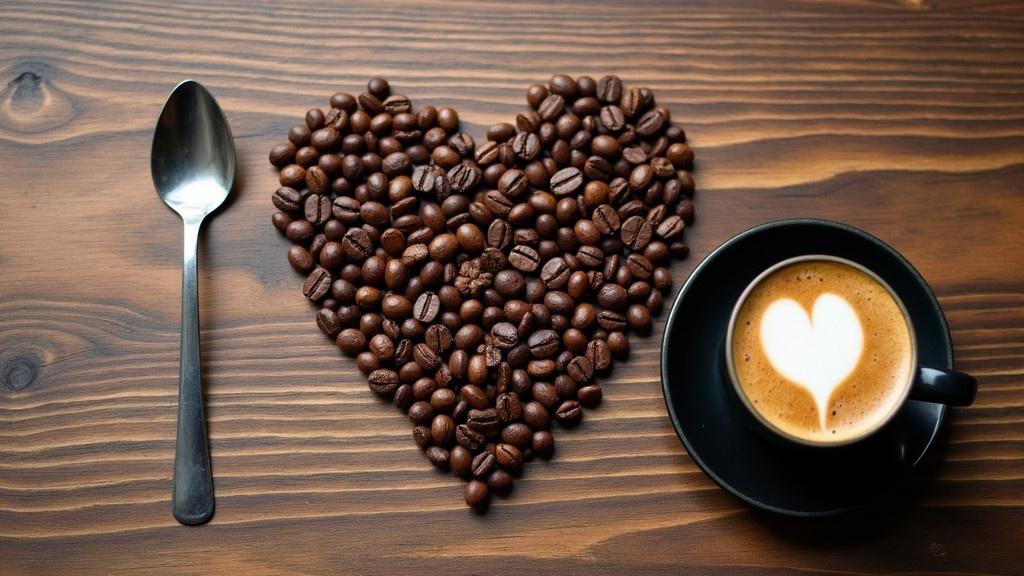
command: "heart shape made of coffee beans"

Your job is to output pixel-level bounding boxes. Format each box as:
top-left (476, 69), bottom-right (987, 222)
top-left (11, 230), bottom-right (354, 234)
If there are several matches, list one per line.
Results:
top-left (269, 75), bottom-right (695, 511)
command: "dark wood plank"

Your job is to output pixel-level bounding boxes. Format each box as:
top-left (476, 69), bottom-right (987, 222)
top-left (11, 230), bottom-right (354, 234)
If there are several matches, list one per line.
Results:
top-left (1, 0), bottom-right (1022, 574)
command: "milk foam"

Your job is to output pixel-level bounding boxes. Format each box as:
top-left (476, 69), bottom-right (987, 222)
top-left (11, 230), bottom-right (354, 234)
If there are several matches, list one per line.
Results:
top-left (759, 293), bottom-right (864, 430)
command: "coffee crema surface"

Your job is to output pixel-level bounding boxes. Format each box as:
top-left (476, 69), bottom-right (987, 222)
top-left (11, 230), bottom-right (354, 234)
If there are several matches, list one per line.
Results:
top-left (731, 260), bottom-right (913, 443)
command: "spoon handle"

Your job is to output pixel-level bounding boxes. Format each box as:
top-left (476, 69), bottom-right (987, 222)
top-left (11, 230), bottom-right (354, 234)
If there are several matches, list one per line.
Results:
top-left (172, 220), bottom-right (214, 525)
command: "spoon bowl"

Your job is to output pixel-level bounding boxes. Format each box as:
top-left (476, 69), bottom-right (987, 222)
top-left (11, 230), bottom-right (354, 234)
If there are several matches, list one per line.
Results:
top-left (151, 79), bottom-right (235, 525)
top-left (152, 80), bottom-right (235, 221)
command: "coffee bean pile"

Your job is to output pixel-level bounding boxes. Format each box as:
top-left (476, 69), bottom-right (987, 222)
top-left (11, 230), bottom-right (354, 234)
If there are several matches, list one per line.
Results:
top-left (269, 76), bottom-right (695, 510)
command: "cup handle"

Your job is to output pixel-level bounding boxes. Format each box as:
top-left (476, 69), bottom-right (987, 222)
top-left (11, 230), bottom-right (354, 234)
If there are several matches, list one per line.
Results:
top-left (909, 366), bottom-right (977, 406)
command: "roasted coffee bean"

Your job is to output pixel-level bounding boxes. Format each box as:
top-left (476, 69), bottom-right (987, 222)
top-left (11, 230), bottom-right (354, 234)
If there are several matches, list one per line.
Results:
top-left (495, 392), bottom-right (522, 423)
top-left (620, 215), bottom-right (653, 250)
top-left (572, 220), bottom-right (599, 247)
top-left (483, 344), bottom-right (502, 368)
top-left (501, 423), bottom-right (533, 448)
top-left (596, 74), bottom-right (623, 104)
top-left (499, 169), bottom-right (528, 198)
top-left (444, 161), bottom-right (479, 194)
top-left (431, 105), bottom-right (457, 132)
top-left (303, 194), bottom-right (331, 226)
top-left (592, 204), bottom-right (621, 236)
top-left (456, 424), bottom-right (486, 451)
top-left (597, 309), bottom-right (627, 332)
top-left (483, 191), bottom-right (512, 218)
top-left (391, 382), bottom-right (413, 409)
top-left (583, 155), bottom-right (614, 181)
top-left (460, 384), bottom-right (490, 410)
top-left (626, 254), bottom-right (654, 280)
top-left (413, 291), bottom-right (440, 322)
top-left (532, 381), bottom-right (560, 408)
top-left (482, 221), bottom-right (511, 252)
top-left (667, 143), bottom-right (694, 169)
top-left (413, 342), bottom-right (441, 371)
top-left (537, 162), bottom-right (578, 195)
top-left (368, 368), bottom-right (400, 395)
top-left (455, 323), bottom-right (485, 350)
top-left (537, 94), bottom-right (565, 122)
top-left (279, 164), bottom-right (305, 188)
top-left (626, 304), bottom-right (653, 334)
top-left (316, 307), bottom-right (342, 337)
top-left (288, 245), bottom-right (315, 272)
top-left (495, 443), bottom-right (523, 471)
top-left (507, 244), bottom-right (541, 272)
top-left (408, 400), bottom-right (434, 425)
top-left (591, 134), bottom-right (620, 159)
top-left (295, 146), bottom-right (319, 168)
top-left (577, 384), bottom-right (603, 407)
top-left (540, 257), bottom-right (570, 289)
top-left (369, 333), bottom-right (395, 360)
top-left (336, 328), bottom-right (366, 356)
top-left (431, 414), bottom-right (455, 446)
top-left (525, 83), bottom-right (549, 109)
top-left (532, 430), bottom-right (555, 459)
top-left (471, 451), bottom-right (496, 478)
top-left (397, 244), bottom-right (426, 268)
top-left (511, 131), bottom-right (541, 161)
top-left (413, 425), bottom-right (431, 449)
top-left (379, 92), bottom-right (409, 114)
top-left (394, 339), bottom-right (414, 365)
top-left (608, 330), bottom-right (630, 358)
top-left (599, 106), bottom-right (626, 132)
top-left (302, 268), bottom-right (332, 301)
top-left (567, 356), bottom-right (594, 384)
top-left (652, 267), bottom-right (673, 292)
top-left (487, 122), bottom-right (517, 143)
top-left (381, 294), bottom-right (412, 319)
top-left (555, 399), bottom-right (582, 425)
top-left (269, 142), bottom-right (297, 168)
top-left (491, 322), bottom-right (519, 349)
top-left (527, 329), bottom-right (560, 358)
top-left (656, 214), bottom-right (685, 240)
top-left (596, 283), bottom-right (628, 310)
top-left (628, 280), bottom-right (652, 302)
top-left (493, 269), bottom-right (525, 298)
top-left (341, 228), bottom-right (373, 260)
top-left (545, 73), bottom-right (576, 99)
top-left (272, 186), bottom-right (303, 213)
top-left (468, 353), bottom-right (489, 384)
top-left (467, 408), bottom-right (499, 436)
top-left (635, 108), bottom-right (666, 136)
top-left (377, 152), bottom-right (408, 177)
top-left (522, 401), bottom-right (550, 430)
top-left (426, 446), bottom-right (450, 469)
top-left (450, 445), bottom-right (472, 476)
top-left (465, 479), bottom-right (489, 509)
top-left (628, 163), bottom-right (654, 192)
top-left (487, 469), bottom-right (513, 496)
top-left (272, 211), bottom-right (293, 233)
top-left (448, 132), bottom-right (475, 157)
top-left (621, 145), bottom-right (647, 165)
top-left (428, 387), bottom-right (456, 414)
top-left (288, 124), bottom-right (312, 147)
top-left (475, 140), bottom-right (500, 165)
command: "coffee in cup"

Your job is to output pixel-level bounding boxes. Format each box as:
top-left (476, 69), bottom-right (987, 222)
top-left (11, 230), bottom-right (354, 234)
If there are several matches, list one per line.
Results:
top-left (727, 256), bottom-right (919, 445)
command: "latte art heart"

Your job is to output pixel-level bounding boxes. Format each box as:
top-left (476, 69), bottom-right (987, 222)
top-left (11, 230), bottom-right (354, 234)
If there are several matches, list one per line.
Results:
top-left (760, 293), bottom-right (864, 429)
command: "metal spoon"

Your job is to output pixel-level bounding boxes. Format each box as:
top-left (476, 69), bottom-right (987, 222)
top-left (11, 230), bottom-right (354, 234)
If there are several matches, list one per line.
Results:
top-left (151, 80), bottom-right (235, 525)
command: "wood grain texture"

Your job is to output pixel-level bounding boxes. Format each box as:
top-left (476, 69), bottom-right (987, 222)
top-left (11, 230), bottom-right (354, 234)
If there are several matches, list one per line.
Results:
top-left (1, 0), bottom-right (1022, 574)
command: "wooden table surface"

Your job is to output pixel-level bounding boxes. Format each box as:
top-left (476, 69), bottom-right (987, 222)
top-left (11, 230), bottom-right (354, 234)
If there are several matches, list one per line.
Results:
top-left (1, 1), bottom-right (1022, 574)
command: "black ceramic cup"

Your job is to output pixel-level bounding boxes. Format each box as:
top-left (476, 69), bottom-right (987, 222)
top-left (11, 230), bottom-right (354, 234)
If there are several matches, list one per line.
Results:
top-left (722, 254), bottom-right (977, 450)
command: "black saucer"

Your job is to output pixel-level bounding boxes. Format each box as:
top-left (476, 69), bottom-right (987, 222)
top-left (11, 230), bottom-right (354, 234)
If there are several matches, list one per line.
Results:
top-left (661, 219), bottom-right (953, 516)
